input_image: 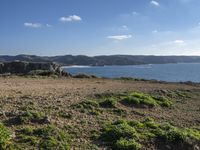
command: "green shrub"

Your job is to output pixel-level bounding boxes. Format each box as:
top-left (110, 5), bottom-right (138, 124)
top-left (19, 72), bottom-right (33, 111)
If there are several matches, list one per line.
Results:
top-left (58, 111), bottom-right (72, 119)
top-left (99, 119), bottom-right (200, 149)
top-left (18, 125), bottom-right (70, 150)
top-left (39, 136), bottom-right (58, 149)
top-left (122, 92), bottom-right (172, 108)
top-left (72, 100), bottom-right (101, 115)
top-left (115, 138), bottom-right (141, 150)
top-left (153, 96), bottom-right (173, 107)
top-left (123, 92), bottom-right (157, 107)
top-left (99, 98), bottom-right (117, 108)
top-left (100, 121), bottom-right (140, 149)
top-left (0, 123), bottom-right (11, 149)
top-left (18, 111), bottom-right (46, 124)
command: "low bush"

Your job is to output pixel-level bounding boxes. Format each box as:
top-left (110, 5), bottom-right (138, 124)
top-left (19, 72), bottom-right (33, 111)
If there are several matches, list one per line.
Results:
top-left (114, 138), bottom-right (142, 150)
top-left (122, 92), bottom-right (172, 108)
top-left (18, 111), bottom-right (46, 124)
top-left (18, 125), bottom-right (70, 150)
top-left (0, 123), bottom-right (12, 149)
top-left (99, 98), bottom-right (117, 108)
top-left (71, 100), bottom-right (101, 115)
top-left (99, 118), bottom-right (200, 150)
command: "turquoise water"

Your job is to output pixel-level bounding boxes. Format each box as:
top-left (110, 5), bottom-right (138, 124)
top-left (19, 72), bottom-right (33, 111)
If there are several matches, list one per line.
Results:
top-left (63, 63), bottom-right (200, 82)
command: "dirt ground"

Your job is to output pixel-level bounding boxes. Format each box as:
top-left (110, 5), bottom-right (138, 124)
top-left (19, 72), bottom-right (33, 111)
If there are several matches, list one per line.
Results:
top-left (0, 77), bottom-right (200, 149)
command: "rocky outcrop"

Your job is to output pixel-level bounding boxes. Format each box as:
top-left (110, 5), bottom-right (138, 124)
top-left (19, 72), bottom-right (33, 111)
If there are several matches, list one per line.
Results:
top-left (0, 61), bottom-right (71, 76)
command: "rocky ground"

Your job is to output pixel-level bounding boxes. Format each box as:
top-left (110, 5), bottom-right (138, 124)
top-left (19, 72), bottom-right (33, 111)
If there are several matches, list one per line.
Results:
top-left (0, 76), bottom-right (200, 149)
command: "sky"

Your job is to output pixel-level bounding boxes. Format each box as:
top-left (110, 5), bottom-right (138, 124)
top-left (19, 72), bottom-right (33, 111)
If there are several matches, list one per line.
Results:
top-left (1, 0), bottom-right (200, 56)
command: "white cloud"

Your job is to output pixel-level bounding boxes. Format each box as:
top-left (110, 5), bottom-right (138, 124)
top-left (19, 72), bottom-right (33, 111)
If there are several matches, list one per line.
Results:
top-left (59, 15), bottom-right (82, 22)
top-left (24, 22), bottom-right (42, 28)
top-left (107, 35), bottom-right (132, 40)
top-left (150, 0), bottom-right (160, 6)
top-left (174, 40), bottom-right (185, 44)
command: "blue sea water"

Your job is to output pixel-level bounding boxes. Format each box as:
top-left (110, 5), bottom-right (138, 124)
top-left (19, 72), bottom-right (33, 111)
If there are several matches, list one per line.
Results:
top-left (63, 63), bottom-right (200, 82)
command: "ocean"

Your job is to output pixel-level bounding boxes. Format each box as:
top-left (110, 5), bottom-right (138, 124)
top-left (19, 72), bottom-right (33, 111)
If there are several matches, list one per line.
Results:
top-left (63, 63), bottom-right (200, 82)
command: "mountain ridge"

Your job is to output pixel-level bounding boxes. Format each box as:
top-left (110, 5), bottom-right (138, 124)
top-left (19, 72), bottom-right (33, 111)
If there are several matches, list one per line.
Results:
top-left (1, 54), bottom-right (200, 66)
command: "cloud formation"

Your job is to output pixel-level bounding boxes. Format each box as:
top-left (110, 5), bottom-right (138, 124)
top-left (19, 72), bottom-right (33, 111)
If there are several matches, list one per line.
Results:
top-left (59, 15), bottom-right (82, 22)
top-left (24, 22), bottom-right (42, 28)
top-left (107, 35), bottom-right (132, 40)
top-left (174, 40), bottom-right (185, 44)
top-left (150, 0), bottom-right (160, 6)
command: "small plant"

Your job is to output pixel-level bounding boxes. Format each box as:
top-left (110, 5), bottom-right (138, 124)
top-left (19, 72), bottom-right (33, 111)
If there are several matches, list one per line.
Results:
top-left (0, 123), bottom-right (12, 149)
top-left (71, 100), bottom-right (101, 115)
top-left (99, 98), bottom-right (117, 108)
top-left (114, 138), bottom-right (142, 150)
top-left (58, 111), bottom-right (72, 119)
top-left (18, 111), bottom-right (46, 124)
top-left (122, 92), bottom-right (172, 108)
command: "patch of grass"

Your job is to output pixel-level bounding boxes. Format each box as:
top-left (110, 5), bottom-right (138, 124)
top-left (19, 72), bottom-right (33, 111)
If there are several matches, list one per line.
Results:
top-left (0, 123), bottom-right (12, 149)
top-left (71, 100), bottom-right (101, 115)
top-left (99, 118), bottom-right (200, 149)
top-left (113, 108), bottom-right (127, 116)
top-left (17, 125), bottom-right (70, 150)
top-left (57, 111), bottom-right (72, 119)
top-left (122, 92), bottom-right (172, 108)
top-left (114, 138), bottom-right (142, 150)
top-left (99, 98), bottom-right (117, 108)
top-left (18, 111), bottom-right (47, 124)
top-left (167, 90), bottom-right (192, 99)
top-left (153, 96), bottom-right (173, 107)
top-left (95, 91), bottom-right (172, 109)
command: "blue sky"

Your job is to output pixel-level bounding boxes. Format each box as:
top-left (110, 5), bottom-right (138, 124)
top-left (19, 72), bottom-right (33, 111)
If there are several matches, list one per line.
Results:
top-left (1, 0), bottom-right (200, 56)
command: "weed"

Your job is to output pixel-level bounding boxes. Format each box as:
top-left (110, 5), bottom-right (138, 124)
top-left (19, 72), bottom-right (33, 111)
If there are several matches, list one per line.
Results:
top-left (99, 98), bottom-right (117, 108)
top-left (72, 100), bottom-right (101, 115)
top-left (114, 138), bottom-right (142, 150)
top-left (58, 111), bottom-right (72, 119)
top-left (18, 111), bottom-right (46, 124)
top-left (0, 123), bottom-right (12, 149)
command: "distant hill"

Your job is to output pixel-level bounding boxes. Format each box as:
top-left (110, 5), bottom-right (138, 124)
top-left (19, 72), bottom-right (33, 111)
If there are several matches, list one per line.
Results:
top-left (1, 54), bottom-right (200, 66)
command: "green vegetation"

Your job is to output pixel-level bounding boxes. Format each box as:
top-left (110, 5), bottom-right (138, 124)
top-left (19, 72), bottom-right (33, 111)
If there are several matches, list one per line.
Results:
top-left (71, 100), bottom-right (101, 115)
top-left (122, 92), bottom-right (172, 107)
top-left (18, 111), bottom-right (46, 124)
top-left (17, 125), bottom-right (70, 150)
top-left (0, 123), bottom-right (12, 149)
top-left (115, 138), bottom-right (142, 150)
top-left (99, 98), bottom-right (117, 108)
top-left (57, 111), bottom-right (72, 119)
top-left (99, 118), bottom-right (200, 150)
top-left (161, 90), bottom-right (194, 100)
top-left (72, 91), bottom-right (172, 117)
